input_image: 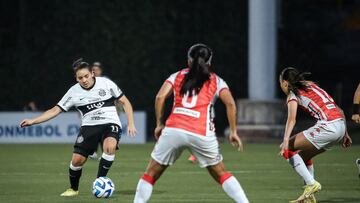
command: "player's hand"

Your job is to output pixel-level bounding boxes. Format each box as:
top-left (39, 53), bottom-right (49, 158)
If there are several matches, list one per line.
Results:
top-left (154, 124), bottom-right (164, 140)
top-left (352, 114), bottom-right (360, 124)
top-left (229, 131), bottom-right (243, 152)
top-left (342, 131), bottom-right (352, 148)
top-left (127, 123), bottom-right (137, 137)
top-left (20, 119), bottom-right (34, 128)
top-left (279, 139), bottom-right (289, 156)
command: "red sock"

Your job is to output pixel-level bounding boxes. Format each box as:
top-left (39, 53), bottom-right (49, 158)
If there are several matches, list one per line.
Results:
top-left (219, 172), bottom-right (233, 185)
top-left (141, 173), bottom-right (156, 185)
top-left (282, 149), bottom-right (296, 159)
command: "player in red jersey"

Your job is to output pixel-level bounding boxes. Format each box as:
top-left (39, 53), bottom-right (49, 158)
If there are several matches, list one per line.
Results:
top-left (133, 44), bottom-right (249, 203)
top-left (279, 67), bottom-right (352, 203)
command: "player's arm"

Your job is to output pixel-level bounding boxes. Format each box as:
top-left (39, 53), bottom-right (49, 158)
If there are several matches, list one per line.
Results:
top-left (154, 82), bottom-right (173, 140)
top-left (219, 89), bottom-right (243, 152)
top-left (20, 105), bottom-right (62, 128)
top-left (352, 83), bottom-right (360, 124)
top-left (280, 100), bottom-right (298, 155)
top-left (118, 95), bottom-right (137, 136)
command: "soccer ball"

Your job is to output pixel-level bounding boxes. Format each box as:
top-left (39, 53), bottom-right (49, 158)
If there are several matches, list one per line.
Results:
top-left (92, 176), bottom-right (115, 198)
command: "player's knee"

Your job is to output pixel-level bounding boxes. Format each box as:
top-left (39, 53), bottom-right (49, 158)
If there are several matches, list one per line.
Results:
top-left (103, 146), bottom-right (116, 155)
top-left (71, 158), bottom-right (85, 167)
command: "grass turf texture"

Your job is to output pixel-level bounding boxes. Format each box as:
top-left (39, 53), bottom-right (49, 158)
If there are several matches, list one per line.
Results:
top-left (0, 143), bottom-right (359, 203)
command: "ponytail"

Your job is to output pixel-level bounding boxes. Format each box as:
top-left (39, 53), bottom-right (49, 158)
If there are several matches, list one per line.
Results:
top-left (180, 44), bottom-right (213, 97)
top-left (280, 67), bottom-right (311, 96)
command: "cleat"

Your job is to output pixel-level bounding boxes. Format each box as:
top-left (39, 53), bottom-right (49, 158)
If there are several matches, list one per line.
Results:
top-left (60, 188), bottom-right (79, 197)
top-left (289, 181), bottom-right (321, 203)
top-left (307, 194), bottom-right (316, 203)
top-left (303, 181), bottom-right (321, 198)
top-left (88, 152), bottom-right (98, 160)
top-left (188, 155), bottom-right (197, 163)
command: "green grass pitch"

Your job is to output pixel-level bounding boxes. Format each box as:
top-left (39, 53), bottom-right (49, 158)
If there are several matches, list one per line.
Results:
top-left (0, 143), bottom-right (359, 203)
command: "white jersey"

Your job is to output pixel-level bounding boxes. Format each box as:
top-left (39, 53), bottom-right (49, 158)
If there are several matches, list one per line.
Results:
top-left (57, 77), bottom-right (123, 127)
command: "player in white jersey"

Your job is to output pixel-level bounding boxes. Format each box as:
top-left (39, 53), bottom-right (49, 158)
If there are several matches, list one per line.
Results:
top-left (278, 67), bottom-right (352, 203)
top-left (88, 61), bottom-right (104, 160)
top-left (20, 59), bottom-right (137, 197)
top-left (133, 44), bottom-right (249, 203)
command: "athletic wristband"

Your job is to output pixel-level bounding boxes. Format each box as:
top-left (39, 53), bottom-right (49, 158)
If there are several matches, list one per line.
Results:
top-left (353, 104), bottom-right (360, 115)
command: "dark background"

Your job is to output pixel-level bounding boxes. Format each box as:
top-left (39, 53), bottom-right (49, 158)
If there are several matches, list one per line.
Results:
top-left (1, 0), bottom-right (359, 139)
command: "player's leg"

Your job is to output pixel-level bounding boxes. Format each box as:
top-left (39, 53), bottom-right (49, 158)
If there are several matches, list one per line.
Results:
top-left (133, 159), bottom-right (168, 203)
top-left (188, 134), bottom-right (248, 203)
top-left (286, 133), bottom-right (324, 202)
top-left (207, 162), bottom-right (249, 203)
top-left (134, 128), bottom-right (184, 203)
top-left (97, 124), bottom-right (121, 178)
top-left (97, 137), bottom-right (117, 177)
top-left (285, 132), bottom-right (324, 186)
top-left (61, 125), bottom-right (101, 196)
top-left (61, 153), bottom-right (87, 196)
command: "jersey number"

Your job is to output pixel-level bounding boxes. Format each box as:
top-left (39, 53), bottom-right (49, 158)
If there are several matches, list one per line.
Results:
top-left (110, 125), bottom-right (119, 133)
top-left (182, 91), bottom-right (198, 108)
top-left (311, 87), bottom-right (334, 103)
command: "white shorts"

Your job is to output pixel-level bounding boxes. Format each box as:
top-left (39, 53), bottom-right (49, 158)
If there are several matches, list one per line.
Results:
top-left (151, 127), bottom-right (223, 168)
top-left (303, 119), bottom-right (345, 150)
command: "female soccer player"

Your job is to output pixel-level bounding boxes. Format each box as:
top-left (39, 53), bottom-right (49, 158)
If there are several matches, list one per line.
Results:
top-left (133, 44), bottom-right (249, 203)
top-left (279, 67), bottom-right (352, 203)
top-left (20, 59), bottom-right (137, 197)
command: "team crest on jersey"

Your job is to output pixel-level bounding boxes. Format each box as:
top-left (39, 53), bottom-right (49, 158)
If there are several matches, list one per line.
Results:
top-left (99, 89), bottom-right (106, 97)
top-left (77, 135), bottom-right (84, 143)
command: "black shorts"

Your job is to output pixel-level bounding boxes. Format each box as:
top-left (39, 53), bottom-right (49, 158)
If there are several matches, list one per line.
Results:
top-left (73, 123), bottom-right (122, 157)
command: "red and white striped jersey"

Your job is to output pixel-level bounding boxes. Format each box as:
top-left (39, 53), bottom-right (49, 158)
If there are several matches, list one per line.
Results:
top-left (287, 83), bottom-right (343, 121)
top-left (164, 68), bottom-right (229, 136)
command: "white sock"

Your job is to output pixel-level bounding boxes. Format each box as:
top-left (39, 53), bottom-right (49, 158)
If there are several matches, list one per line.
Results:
top-left (222, 176), bottom-right (249, 203)
top-left (133, 178), bottom-right (153, 203)
top-left (288, 154), bottom-right (315, 185)
top-left (307, 164), bottom-right (314, 178)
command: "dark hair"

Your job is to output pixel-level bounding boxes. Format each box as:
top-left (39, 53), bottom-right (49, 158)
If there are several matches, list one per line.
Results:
top-left (72, 58), bottom-right (91, 73)
top-left (280, 67), bottom-right (311, 96)
top-left (180, 44), bottom-right (213, 96)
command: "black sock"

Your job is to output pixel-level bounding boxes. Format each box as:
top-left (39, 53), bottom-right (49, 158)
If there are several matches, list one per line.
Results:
top-left (69, 168), bottom-right (82, 191)
top-left (97, 158), bottom-right (113, 178)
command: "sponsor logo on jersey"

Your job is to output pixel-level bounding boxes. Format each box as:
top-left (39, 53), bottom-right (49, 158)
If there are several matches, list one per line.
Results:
top-left (99, 89), bottom-right (106, 97)
top-left (173, 107), bottom-right (200, 118)
top-left (93, 110), bottom-right (105, 115)
top-left (86, 101), bottom-right (105, 110)
top-left (91, 116), bottom-right (106, 120)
